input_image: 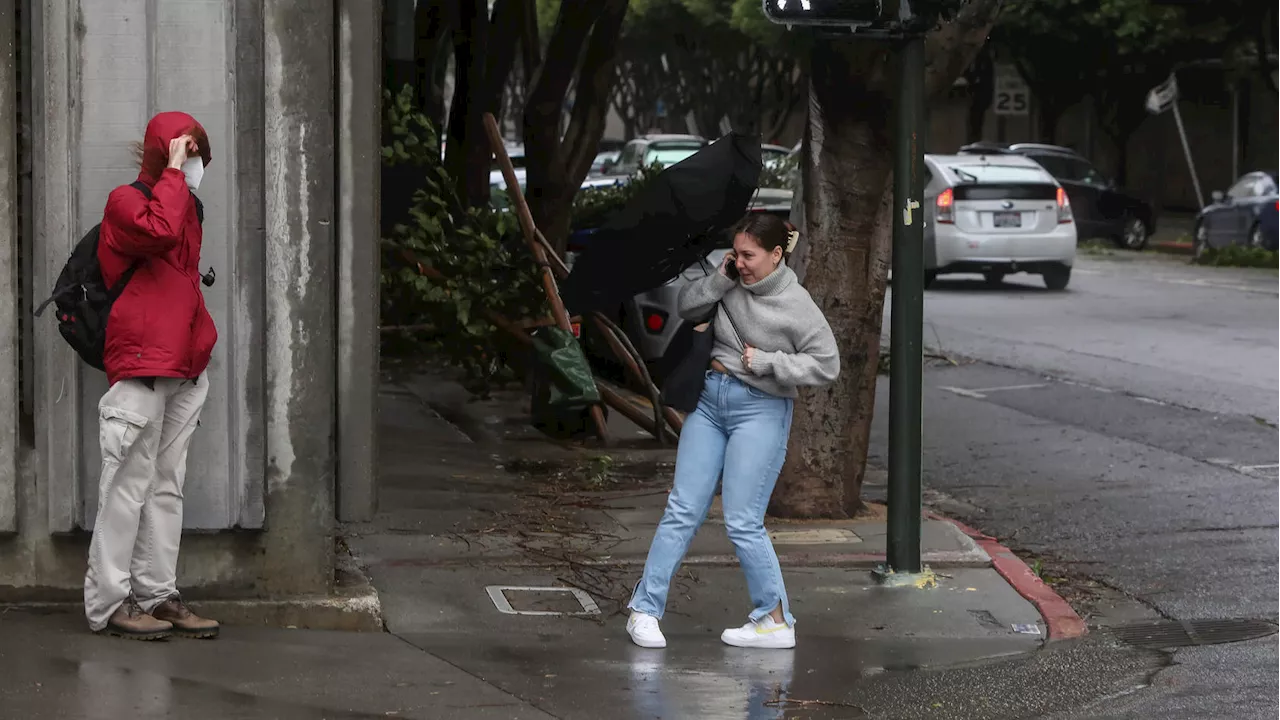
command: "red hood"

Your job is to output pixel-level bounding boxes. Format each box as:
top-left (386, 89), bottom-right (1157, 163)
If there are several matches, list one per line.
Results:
top-left (138, 111), bottom-right (210, 183)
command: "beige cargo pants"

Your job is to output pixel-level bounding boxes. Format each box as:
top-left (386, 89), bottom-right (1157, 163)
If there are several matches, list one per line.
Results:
top-left (84, 374), bottom-right (209, 631)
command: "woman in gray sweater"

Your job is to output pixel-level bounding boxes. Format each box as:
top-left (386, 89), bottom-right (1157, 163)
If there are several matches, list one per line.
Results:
top-left (625, 213), bottom-right (840, 650)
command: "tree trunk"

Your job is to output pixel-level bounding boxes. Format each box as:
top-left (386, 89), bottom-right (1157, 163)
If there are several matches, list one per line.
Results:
top-left (523, 0), bottom-right (628, 255)
top-left (1036, 105), bottom-right (1060, 143)
top-left (408, 1), bottom-right (455, 136)
top-left (445, 0), bottom-right (491, 206)
top-left (769, 40), bottom-right (894, 519)
top-left (480, 0), bottom-right (526, 135)
top-left (772, 0), bottom-right (1002, 518)
top-left (964, 47), bottom-right (993, 143)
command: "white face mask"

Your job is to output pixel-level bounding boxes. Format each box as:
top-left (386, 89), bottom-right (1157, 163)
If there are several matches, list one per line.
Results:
top-left (181, 157), bottom-right (205, 191)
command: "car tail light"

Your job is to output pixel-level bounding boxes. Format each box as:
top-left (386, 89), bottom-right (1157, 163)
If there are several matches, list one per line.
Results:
top-left (645, 311), bottom-right (667, 333)
top-left (1056, 187), bottom-right (1073, 224)
top-left (935, 188), bottom-right (955, 224)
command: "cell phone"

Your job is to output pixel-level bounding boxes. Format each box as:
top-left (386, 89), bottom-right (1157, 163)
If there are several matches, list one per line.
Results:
top-left (724, 253), bottom-right (739, 280)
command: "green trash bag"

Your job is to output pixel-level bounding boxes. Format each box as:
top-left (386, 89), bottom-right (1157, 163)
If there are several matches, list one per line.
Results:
top-left (530, 326), bottom-right (601, 409)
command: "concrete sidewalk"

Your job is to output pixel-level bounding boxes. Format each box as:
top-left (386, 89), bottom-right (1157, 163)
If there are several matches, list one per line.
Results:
top-left (0, 369), bottom-right (1168, 720)
top-left (338, 371), bottom-right (1116, 717)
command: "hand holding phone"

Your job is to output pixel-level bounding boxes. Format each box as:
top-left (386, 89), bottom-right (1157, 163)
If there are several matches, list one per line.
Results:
top-left (721, 252), bottom-right (739, 280)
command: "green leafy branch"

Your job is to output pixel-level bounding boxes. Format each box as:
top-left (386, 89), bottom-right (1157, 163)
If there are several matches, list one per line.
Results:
top-left (380, 86), bottom-right (547, 389)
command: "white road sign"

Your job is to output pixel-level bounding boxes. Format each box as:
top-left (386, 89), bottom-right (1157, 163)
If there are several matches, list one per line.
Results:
top-left (994, 65), bottom-right (1030, 116)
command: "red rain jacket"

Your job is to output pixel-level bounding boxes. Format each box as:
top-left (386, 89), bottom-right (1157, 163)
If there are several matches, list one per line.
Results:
top-left (97, 112), bottom-right (217, 386)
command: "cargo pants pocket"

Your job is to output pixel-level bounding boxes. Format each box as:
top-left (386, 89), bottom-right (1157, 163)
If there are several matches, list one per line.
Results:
top-left (97, 406), bottom-right (150, 500)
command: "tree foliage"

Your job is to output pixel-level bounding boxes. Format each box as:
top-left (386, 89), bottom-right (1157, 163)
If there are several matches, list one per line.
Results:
top-left (613, 0), bottom-right (808, 141)
top-left (524, 0), bottom-right (631, 255)
top-left (995, 0), bottom-right (1253, 173)
top-left (380, 86), bottom-right (547, 388)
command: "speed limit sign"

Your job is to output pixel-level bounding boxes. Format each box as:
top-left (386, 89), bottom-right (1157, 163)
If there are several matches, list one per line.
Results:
top-left (994, 65), bottom-right (1029, 116)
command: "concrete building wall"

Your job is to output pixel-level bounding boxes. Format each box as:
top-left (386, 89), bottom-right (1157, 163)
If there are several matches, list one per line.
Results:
top-left (0, 0), bottom-right (376, 602)
top-left (336, 0), bottom-right (381, 522)
top-left (1, 0), bottom-right (18, 534)
top-left (65, 0), bottom-right (264, 532)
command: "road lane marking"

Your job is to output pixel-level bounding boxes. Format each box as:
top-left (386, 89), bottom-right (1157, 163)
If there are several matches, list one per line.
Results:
top-left (1206, 459), bottom-right (1280, 477)
top-left (971, 383), bottom-right (1049, 393)
top-left (1239, 463), bottom-right (1280, 470)
top-left (939, 383), bottom-right (1048, 399)
top-left (939, 386), bottom-right (988, 398)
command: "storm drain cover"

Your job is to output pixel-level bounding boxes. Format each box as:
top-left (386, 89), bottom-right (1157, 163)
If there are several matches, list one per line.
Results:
top-left (485, 586), bottom-right (601, 616)
top-left (1111, 619), bottom-right (1277, 649)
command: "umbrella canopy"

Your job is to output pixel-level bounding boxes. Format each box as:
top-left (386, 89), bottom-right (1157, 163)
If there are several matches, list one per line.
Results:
top-left (560, 132), bottom-right (762, 313)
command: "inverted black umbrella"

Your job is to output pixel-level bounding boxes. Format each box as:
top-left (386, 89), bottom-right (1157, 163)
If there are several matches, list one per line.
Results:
top-left (560, 132), bottom-right (762, 313)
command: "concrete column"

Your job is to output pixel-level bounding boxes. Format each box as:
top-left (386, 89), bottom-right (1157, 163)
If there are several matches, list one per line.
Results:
top-left (32, 0), bottom-right (84, 533)
top-left (0, 0), bottom-right (18, 533)
top-left (335, 0), bottom-right (381, 522)
top-left (262, 0), bottom-right (337, 594)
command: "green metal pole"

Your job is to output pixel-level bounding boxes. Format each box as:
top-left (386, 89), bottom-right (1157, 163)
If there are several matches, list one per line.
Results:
top-left (886, 33), bottom-right (926, 574)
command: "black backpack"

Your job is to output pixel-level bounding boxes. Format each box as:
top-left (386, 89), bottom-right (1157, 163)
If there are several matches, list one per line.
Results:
top-left (33, 181), bottom-right (152, 371)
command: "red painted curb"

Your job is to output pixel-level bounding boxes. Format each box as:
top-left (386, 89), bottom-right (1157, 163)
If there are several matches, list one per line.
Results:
top-left (1150, 241), bottom-right (1195, 256)
top-left (934, 514), bottom-right (1089, 641)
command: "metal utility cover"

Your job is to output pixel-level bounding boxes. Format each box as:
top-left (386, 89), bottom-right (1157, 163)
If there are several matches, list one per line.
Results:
top-left (486, 586), bottom-right (601, 617)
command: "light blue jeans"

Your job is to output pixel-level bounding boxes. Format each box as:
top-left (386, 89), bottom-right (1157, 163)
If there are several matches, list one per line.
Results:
top-left (629, 371), bottom-right (797, 627)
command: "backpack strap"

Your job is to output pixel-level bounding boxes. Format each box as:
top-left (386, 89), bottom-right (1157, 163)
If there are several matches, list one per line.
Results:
top-left (33, 182), bottom-right (164, 317)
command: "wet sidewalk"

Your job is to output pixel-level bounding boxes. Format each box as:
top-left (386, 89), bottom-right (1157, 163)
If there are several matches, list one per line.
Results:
top-left (336, 371), bottom-right (1111, 718)
top-left (0, 369), bottom-right (1165, 719)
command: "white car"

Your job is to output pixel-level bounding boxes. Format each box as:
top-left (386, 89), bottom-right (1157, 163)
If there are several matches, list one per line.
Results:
top-left (924, 153), bottom-right (1077, 290)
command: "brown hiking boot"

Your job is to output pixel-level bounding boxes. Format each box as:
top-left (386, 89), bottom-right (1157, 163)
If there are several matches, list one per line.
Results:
top-left (99, 596), bottom-right (172, 641)
top-left (151, 594), bottom-right (220, 639)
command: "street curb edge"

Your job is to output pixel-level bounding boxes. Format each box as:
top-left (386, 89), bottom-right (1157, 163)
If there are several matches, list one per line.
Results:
top-left (933, 515), bottom-right (1089, 641)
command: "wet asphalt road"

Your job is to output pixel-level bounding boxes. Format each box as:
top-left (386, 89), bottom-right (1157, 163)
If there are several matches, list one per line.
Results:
top-left (874, 253), bottom-right (1279, 718)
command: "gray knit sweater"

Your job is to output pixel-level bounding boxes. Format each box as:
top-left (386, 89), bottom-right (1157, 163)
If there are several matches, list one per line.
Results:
top-left (677, 262), bottom-right (839, 399)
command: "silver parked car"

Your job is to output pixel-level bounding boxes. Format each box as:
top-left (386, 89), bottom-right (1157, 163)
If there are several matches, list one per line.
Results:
top-left (923, 153), bottom-right (1078, 290)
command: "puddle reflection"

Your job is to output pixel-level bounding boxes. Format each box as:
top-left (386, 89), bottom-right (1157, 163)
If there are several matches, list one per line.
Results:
top-left (626, 647), bottom-right (796, 719)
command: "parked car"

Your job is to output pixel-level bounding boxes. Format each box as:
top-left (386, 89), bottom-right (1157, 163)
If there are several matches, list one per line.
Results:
top-left (923, 153), bottom-right (1077, 290)
top-left (488, 144), bottom-right (525, 186)
top-left (1193, 171), bottom-right (1279, 256)
top-left (620, 193), bottom-right (794, 382)
top-left (762, 143), bottom-right (792, 168)
top-left (589, 149), bottom-right (621, 176)
top-left (959, 142), bottom-right (1157, 250)
top-left (602, 134), bottom-right (708, 177)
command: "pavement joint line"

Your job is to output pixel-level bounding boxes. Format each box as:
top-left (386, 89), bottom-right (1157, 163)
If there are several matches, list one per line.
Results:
top-left (928, 513), bottom-right (1088, 642)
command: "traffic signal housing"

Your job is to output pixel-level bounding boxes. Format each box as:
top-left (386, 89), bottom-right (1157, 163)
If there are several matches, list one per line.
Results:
top-left (761, 0), bottom-right (884, 26)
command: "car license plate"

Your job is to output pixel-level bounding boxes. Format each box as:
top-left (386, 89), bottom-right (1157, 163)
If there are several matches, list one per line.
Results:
top-left (993, 211), bottom-right (1021, 228)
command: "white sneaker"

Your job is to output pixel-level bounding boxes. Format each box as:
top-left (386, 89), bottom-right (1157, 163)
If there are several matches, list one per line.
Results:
top-left (720, 616), bottom-right (796, 649)
top-left (626, 612), bottom-right (667, 648)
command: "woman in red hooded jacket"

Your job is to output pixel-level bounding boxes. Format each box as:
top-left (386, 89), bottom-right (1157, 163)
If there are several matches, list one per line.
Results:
top-left (83, 111), bottom-right (221, 641)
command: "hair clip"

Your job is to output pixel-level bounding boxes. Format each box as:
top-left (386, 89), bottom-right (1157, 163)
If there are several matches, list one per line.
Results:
top-left (786, 230), bottom-right (800, 253)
